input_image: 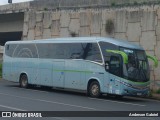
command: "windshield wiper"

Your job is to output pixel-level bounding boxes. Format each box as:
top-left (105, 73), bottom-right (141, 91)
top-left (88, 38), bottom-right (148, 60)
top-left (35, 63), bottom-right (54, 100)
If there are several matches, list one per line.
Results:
top-left (139, 64), bottom-right (147, 82)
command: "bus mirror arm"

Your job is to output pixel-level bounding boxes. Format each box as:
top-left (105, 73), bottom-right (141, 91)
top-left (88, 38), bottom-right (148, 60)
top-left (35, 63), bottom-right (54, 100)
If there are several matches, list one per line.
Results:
top-left (105, 61), bottom-right (110, 71)
top-left (147, 54), bottom-right (158, 68)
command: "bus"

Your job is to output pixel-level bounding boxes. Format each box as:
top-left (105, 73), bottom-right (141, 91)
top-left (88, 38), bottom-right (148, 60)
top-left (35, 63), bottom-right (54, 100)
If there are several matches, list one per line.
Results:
top-left (2, 37), bottom-right (158, 98)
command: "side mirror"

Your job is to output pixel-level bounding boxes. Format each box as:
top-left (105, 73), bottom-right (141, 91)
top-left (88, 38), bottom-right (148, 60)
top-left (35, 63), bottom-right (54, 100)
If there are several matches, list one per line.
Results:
top-left (105, 61), bottom-right (110, 71)
top-left (147, 54), bottom-right (158, 68)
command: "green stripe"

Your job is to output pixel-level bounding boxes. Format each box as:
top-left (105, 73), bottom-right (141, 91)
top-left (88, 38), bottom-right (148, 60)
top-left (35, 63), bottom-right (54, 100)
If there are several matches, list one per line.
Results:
top-left (106, 50), bottom-right (128, 64)
top-left (122, 78), bottom-right (150, 85)
top-left (127, 80), bottom-right (150, 85)
top-left (53, 70), bottom-right (93, 73)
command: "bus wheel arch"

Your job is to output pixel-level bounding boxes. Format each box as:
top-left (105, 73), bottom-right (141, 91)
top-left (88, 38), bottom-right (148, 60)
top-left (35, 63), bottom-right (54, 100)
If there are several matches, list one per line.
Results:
top-left (19, 73), bottom-right (28, 88)
top-left (87, 79), bottom-right (101, 98)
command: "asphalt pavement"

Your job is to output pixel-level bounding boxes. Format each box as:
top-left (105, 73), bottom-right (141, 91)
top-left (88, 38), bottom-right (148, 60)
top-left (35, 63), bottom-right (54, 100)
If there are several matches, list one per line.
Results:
top-left (0, 79), bottom-right (160, 120)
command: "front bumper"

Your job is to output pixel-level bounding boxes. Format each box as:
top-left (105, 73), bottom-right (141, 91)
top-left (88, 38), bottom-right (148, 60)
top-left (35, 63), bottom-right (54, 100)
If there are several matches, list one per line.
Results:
top-left (121, 86), bottom-right (150, 96)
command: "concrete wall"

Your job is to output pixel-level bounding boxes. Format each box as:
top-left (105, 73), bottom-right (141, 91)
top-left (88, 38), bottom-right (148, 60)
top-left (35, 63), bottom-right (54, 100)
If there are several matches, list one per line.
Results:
top-left (22, 5), bottom-right (160, 90)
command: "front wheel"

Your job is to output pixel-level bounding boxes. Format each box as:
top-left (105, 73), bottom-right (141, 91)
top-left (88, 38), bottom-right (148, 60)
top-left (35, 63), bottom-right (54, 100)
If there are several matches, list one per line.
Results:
top-left (20, 74), bottom-right (28, 88)
top-left (88, 81), bottom-right (101, 98)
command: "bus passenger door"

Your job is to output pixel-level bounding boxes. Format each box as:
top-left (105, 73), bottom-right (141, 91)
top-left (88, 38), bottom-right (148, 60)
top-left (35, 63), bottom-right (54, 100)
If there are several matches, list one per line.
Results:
top-left (52, 61), bottom-right (65, 88)
top-left (38, 60), bottom-right (53, 86)
top-left (108, 56), bottom-right (122, 94)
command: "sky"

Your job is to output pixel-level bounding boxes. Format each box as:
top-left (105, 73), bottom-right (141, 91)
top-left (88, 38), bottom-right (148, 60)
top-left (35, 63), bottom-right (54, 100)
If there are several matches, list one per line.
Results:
top-left (0, 0), bottom-right (33, 5)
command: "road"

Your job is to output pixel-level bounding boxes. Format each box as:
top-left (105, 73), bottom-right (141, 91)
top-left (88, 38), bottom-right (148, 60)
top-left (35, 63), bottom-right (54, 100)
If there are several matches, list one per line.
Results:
top-left (0, 79), bottom-right (160, 120)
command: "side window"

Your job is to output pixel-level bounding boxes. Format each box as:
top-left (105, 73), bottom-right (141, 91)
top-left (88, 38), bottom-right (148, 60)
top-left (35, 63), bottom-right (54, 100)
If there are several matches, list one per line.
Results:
top-left (68, 43), bottom-right (86, 59)
top-left (5, 44), bottom-right (17, 57)
top-left (37, 43), bottom-right (66, 59)
top-left (84, 43), bottom-right (102, 63)
top-left (37, 43), bottom-right (56, 59)
top-left (37, 43), bottom-right (49, 58)
top-left (99, 42), bottom-right (118, 61)
top-left (54, 44), bottom-right (66, 59)
top-left (13, 44), bottom-right (38, 58)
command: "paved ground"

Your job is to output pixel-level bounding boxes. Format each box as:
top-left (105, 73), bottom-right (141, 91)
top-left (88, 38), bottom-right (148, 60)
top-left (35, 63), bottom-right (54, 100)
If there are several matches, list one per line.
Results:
top-left (0, 79), bottom-right (160, 120)
top-left (151, 93), bottom-right (160, 101)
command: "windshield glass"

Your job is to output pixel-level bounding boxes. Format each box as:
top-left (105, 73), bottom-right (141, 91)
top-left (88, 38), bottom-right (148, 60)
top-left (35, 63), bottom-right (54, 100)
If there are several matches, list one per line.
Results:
top-left (99, 42), bottom-right (150, 82)
top-left (120, 48), bottom-right (150, 82)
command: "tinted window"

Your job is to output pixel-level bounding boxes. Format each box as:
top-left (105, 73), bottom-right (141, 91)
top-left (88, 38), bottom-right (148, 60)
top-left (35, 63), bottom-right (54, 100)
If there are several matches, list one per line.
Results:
top-left (6, 43), bottom-right (101, 62)
top-left (68, 43), bottom-right (86, 59)
top-left (13, 44), bottom-right (38, 58)
top-left (37, 43), bottom-right (57, 59)
top-left (55, 44), bottom-right (66, 59)
top-left (84, 43), bottom-right (102, 63)
top-left (5, 44), bottom-right (17, 57)
top-left (37, 43), bottom-right (85, 59)
top-left (99, 42), bottom-right (118, 62)
top-left (136, 50), bottom-right (146, 60)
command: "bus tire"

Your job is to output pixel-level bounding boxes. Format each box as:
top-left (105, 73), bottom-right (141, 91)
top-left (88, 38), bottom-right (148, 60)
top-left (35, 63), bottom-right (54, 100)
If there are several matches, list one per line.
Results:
top-left (20, 74), bottom-right (28, 88)
top-left (88, 81), bottom-right (101, 98)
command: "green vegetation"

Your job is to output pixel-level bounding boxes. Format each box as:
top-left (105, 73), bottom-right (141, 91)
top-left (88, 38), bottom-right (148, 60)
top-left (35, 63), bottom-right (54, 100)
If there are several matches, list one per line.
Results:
top-left (44, 7), bottom-right (48, 11)
top-left (111, 2), bottom-right (116, 7)
top-left (0, 64), bottom-right (2, 78)
top-left (149, 89), bottom-right (160, 96)
top-left (70, 32), bottom-right (77, 37)
top-left (142, 1), bottom-right (147, 5)
top-left (156, 89), bottom-right (160, 94)
top-left (133, 1), bottom-right (138, 5)
top-left (148, 90), bottom-right (153, 97)
top-left (108, 0), bottom-right (160, 7)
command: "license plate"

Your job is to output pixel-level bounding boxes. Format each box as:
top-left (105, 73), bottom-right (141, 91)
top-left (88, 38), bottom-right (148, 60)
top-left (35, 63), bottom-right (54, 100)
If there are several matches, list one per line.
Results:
top-left (137, 93), bottom-right (142, 96)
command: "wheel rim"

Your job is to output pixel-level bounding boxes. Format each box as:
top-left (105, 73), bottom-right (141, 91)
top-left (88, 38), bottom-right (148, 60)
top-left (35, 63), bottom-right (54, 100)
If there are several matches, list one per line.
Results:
top-left (21, 76), bottom-right (27, 87)
top-left (91, 84), bottom-right (99, 96)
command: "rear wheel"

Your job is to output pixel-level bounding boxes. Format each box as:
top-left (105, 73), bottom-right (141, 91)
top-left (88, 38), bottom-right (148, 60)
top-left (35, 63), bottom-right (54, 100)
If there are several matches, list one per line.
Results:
top-left (88, 81), bottom-right (101, 98)
top-left (20, 74), bottom-right (28, 88)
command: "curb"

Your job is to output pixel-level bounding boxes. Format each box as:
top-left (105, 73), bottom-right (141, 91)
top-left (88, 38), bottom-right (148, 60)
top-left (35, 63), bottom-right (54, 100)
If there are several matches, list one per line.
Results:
top-left (151, 94), bottom-right (160, 100)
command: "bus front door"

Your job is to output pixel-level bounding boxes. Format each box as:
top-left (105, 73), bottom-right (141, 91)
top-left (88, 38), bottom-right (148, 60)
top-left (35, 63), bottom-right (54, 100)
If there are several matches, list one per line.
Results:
top-left (52, 61), bottom-right (65, 88)
top-left (108, 56), bottom-right (122, 95)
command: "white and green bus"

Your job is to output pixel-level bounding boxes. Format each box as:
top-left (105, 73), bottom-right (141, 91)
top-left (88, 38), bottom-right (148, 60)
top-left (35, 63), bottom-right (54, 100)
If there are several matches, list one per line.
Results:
top-left (3, 37), bottom-right (158, 97)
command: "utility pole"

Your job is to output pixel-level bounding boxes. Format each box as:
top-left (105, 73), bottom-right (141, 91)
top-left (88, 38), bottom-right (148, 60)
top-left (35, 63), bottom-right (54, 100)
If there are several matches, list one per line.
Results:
top-left (8, 0), bottom-right (12, 4)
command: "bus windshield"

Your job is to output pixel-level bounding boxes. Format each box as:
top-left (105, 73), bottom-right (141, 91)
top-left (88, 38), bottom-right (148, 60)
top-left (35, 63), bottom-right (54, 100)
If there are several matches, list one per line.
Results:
top-left (120, 48), bottom-right (150, 82)
top-left (99, 41), bottom-right (150, 82)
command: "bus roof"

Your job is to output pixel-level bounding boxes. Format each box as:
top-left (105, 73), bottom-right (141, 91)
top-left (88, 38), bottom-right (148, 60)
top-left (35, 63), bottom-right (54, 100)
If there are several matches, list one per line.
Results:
top-left (5, 37), bottom-right (143, 50)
